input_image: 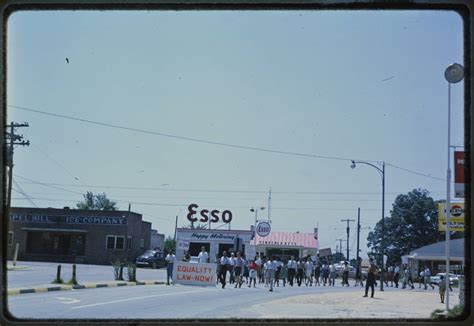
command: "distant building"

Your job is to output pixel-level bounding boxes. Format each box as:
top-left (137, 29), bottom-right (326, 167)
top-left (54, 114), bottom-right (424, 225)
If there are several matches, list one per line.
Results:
top-left (7, 207), bottom-right (153, 265)
top-left (407, 238), bottom-right (465, 275)
top-left (150, 229), bottom-right (165, 251)
top-left (250, 231), bottom-right (318, 260)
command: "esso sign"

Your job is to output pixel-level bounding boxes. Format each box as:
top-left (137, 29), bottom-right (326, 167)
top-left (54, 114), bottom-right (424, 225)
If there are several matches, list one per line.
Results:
top-left (187, 203), bottom-right (232, 224)
top-left (256, 221), bottom-right (271, 237)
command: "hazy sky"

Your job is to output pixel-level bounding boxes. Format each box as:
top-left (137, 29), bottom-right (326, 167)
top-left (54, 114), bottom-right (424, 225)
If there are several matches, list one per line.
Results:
top-left (7, 9), bottom-right (464, 258)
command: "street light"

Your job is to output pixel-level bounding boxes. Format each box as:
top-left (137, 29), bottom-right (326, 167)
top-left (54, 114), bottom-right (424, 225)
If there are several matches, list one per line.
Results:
top-left (251, 207), bottom-right (266, 227)
top-left (351, 160), bottom-right (385, 291)
top-left (444, 63), bottom-right (464, 313)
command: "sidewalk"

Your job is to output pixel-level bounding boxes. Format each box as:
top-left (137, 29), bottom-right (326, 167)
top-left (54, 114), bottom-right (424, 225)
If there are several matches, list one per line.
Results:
top-left (245, 287), bottom-right (462, 319)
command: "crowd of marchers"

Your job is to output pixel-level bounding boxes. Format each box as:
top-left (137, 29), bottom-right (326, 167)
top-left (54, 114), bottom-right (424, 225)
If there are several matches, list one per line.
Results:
top-left (164, 247), bottom-right (451, 302)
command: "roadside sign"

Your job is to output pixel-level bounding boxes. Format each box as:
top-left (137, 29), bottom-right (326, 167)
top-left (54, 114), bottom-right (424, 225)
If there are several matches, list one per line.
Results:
top-left (256, 221), bottom-right (271, 237)
top-left (438, 203), bottom-right (465, 231)
top-left (319, 248), bottom-right (332, 257)
top-left (454, 151), bottom-right (465, 198)
top-left (173, 261), bottom-right (217, 287)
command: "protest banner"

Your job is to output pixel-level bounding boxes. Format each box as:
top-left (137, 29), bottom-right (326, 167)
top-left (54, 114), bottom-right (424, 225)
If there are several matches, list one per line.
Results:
top-left (173, 261), bottom-right (217, 287)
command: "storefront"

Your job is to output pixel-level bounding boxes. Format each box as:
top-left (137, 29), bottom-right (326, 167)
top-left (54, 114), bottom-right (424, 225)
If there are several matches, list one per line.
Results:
top-left (175, 228), bottom-right (253, 261)
top-left (250, 231), bottom-right (318, 260)
top-left (7, 207), bottom-right (153, 265)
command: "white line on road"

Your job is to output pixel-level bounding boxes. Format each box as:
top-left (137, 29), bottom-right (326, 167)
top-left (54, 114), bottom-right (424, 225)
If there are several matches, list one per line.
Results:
top-left (55, 297), bottom-right (81, 304)
top-left (71, 288), bottom-right (211, 309)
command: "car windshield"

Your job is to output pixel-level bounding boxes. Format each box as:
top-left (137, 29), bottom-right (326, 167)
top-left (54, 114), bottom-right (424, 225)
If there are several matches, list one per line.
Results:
top-left (142, 250), bottom-right (155, 256)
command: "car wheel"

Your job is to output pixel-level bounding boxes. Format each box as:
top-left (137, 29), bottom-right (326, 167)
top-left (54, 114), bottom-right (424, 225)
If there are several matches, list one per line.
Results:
top-left (152, 262), bottom-right (157, 269)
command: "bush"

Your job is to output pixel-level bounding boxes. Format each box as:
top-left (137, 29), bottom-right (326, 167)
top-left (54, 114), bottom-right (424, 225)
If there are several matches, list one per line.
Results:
top-left (126, 262), bottom-right (137, 282)
top-left (430, 305), bottom-right (463, 320)
top-left (112, 259), bottom-right (126, 281)
top-left (51, 277), bottom-right (64, 284)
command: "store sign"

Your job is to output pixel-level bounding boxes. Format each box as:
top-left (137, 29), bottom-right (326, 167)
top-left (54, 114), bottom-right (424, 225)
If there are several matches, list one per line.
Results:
top-left (454, 151), bottom-right (465, 198)
top-left (256, 221), bottom-right (271, 237)
top-left (438, 203), bottom-right (465, 231)
top-left (173, 261), bottom-right (217, 287)
top-left (187, 203), bottom-right (232, 224)
top-left (177, 239), bottom-right (190, 251)
top-left (9, 214), bottom-right (127, 225)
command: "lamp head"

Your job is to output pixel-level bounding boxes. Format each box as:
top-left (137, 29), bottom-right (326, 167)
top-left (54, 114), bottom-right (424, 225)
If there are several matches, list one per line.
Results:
top-left (350, 160), bottom-right (356, 169)
top-left (260, 207), bottom-right (265, 210)
top-left (250, 208), bottom-right (255, 212)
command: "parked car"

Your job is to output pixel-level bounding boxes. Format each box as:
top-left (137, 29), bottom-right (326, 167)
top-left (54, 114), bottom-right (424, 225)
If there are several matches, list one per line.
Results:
top-left (430, 273), bottom-right (460, 286)
top-left (135, 250), bottom-right (166, 269)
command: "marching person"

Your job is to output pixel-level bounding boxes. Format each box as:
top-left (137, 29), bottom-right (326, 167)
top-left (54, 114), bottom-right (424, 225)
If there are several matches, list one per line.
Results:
top-left (329, 262), bottom-right (336, 286)
top-left (321, 262), bottom-right (330, 286)
top-left (256, 254), bottom-right (264, 284)
top-left (234, 251), bottom-right (245, 288)
top-left (314, 262), bottom-right (321, 286)
top-left (354, 258), bottom-right (363, 287)
top-left (296, 258), bottom-right (305, 287)
top-left (363, 258), bottom-right (376, 298)
top-left (219, 251), bottom-right (229, 288)
top-left (280, 260), bottom-right (288, 287)
top-left (165, 250), bottom-right (176, 285)
top-left (198, 246), bottom-right (209, 263)
top-left (248, 259), bottom-right (257, 288)
top-left (419, 269), bottom-right (425, 289)
top-left (287, 256), bottom-right (297, 287)
top-left (274, 257), bottom-right (282, 287)
top-left (265, 256), bottom-right (277, 292)
top-left (393, 264), bottom-right (400, 288)
top-left (215, 253), bottom-right (221, 284)
top-left (305, 258), bottom-right (314, 286)
top-left (342, 261), bottom-right (350, 286)
top-left (229, 252), bottom-right (236, 284)
top-left (424, 266), bottom-right (434, 290)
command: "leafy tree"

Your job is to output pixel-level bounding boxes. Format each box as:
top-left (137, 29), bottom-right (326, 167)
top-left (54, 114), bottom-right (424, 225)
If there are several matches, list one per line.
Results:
top-left (164, 236), bottom-right (176, 254)
top-left (77, 192), bottom-right (117, 210)
top-left (367, 188), bottom-right (444, 266)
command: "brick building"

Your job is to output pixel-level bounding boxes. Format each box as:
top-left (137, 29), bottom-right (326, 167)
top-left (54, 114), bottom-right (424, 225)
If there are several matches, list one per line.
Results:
top-left (7, 207), bottom-right (152, 265)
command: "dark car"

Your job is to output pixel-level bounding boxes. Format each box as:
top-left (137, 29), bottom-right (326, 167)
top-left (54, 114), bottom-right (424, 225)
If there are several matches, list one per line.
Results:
top-left (135, 250), bottom-right (166, 269)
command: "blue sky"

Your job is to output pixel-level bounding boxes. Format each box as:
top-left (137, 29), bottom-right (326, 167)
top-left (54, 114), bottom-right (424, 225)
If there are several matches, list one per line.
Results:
top-left (7, 9), bottom-right (464, 258)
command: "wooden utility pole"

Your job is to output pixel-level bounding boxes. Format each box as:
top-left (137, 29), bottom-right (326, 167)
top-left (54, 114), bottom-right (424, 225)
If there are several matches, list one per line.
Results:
top-left (5, 122), bottom-right (30, 210)
top-left (341, 218), bottom-right (355, 262)
top-left (357, 208), bottom-right (361, 261)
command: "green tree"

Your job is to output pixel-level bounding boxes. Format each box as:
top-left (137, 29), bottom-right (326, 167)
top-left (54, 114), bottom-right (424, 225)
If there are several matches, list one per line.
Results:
top-left (367, 188), bottom-right (443, 266)
top-left (164, 236), bottom-right (176, 254)
top-left (76, 192), bottom-right (117, 210)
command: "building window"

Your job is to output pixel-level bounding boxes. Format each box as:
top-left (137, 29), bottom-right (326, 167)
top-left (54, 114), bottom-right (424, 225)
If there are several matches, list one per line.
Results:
top-left (8, 231), bottom-right (13, 246)
top-left (140, 238), bottom-right (145, 249)
top-left (106, 235), bottom-right (125, 250)
top-left (127, 236), bottom-right (133, 250)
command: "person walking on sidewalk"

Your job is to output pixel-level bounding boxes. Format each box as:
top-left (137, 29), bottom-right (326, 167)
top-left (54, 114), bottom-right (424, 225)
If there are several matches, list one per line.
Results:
top-left (314, 263), bottom-right (321, 286)
top-left (280, 260), bottom-right (288, 287)
top-left (256, 254), bottom-right (263, 284)
top-left (424, 266), bottom-right (434, 290)
top-left (363, 258), bottom-right (376, 298)
top-left (228, 252), bottom-right (236, 284)
top-left (354, 258), bottom-right (363, 287)
top-left (234, 251), bottom-right (245, 288)
top-left (296, 258), bottom-right (305, 287)
top-left (274, 257), bottom-right (282, 287)
top-left (219, 251), bottom-right (229, 288)
top-left (215, 254), bottom-right (221, 284)
top-left (342, 261), bottom-right (350, 287)
top-left (418, 269), bottom-right (425, 288)
top-left (265, 256), bottom-right (276, 292)
top-left (165, 251), bottom-right (176, 285)
top-left (393, 264), bottom-right (400, 288)
top-left (287, 256), bottom-right (297, 287)
top-left (321, 263), bottom-right (330, 286)
top-left (248, 259), bottom-right (257, 288)
top-left (305, 258), bottom-right (314, 286)
top-left (328, 262), bottom-right (336, 286)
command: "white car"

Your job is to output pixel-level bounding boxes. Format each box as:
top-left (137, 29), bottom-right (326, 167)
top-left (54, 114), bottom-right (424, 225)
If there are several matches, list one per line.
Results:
top-left (430, 273), bottom-right (460, 286)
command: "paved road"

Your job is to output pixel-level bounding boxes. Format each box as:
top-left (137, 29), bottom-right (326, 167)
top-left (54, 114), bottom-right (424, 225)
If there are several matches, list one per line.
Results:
top-left (7, 261), bottom-right (166, 288)
top-left (7, 282), bottom-right (460, 319)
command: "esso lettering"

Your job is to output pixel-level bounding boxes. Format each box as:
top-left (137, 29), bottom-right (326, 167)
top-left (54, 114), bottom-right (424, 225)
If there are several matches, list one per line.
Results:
top-left (187, 203), bottom-right (233, 224)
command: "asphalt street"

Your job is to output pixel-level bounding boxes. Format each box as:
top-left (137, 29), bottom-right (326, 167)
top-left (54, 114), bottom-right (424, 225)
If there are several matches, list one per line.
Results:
top-left (7, 282), bottom-right (459, 320)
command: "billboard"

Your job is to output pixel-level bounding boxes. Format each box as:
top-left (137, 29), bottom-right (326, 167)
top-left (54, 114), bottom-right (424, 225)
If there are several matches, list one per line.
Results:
top-left (438, 203), bottom-right (465, 231)
top-left (454, 151), bottom-right (465, 198)
top-left (318, 247), bottom-right (332, 257)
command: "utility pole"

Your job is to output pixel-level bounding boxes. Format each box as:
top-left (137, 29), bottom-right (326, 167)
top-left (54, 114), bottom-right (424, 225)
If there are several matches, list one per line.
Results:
top-left (341, 218), bottom-right (355, 262)
top-left (5, 122), bottom-right (30, 210)
top-left (174, 215), bottom-right (178, 242)
top-left (357, 208), bottom-right (361, 261)
top-left (336, 238), bottom-right (346, 260)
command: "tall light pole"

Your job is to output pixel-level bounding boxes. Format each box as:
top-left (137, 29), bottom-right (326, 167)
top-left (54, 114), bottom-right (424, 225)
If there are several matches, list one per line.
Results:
top-left (444, 63), bottom-right (464, 313)
top-left (250, 207), bottom-right (265, 256)
top-left (351, 160), bottom-right (385, 291)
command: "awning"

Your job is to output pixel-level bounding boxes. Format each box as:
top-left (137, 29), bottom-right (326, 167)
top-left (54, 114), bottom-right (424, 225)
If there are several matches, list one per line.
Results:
top-left (21, 227), bottom-right (88, 233)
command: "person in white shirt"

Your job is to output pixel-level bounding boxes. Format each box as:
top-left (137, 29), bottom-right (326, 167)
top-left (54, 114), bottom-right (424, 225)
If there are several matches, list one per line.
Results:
top-left (265, 256), bottom-right (276, 292)
top-left (255, 255), bottom-right (263, 283)
top-left (228, 252), bottom-right (236, 284)
top-left (233, 251), bottom-right (245, 288)
top-left (165, 251), bottom-right (176, 285)
top-left (329, 263), bottom-right (337, 286)
top-left (305, 259), bottom-right (314, 286)
top-left (219, 251), bottom-right (229, 289)
top-left (287, 256), bottom-right (297, 287)
top-left (197, 246), bottom-right (209, 263)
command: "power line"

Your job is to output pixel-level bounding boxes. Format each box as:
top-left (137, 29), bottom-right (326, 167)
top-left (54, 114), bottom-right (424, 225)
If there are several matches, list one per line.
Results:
top-left (9, 104), bottom-right (447, 181)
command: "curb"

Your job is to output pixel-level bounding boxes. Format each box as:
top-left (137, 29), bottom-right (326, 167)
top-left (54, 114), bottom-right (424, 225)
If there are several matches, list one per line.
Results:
top-left (7, 280), bottom-right (166, 296)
